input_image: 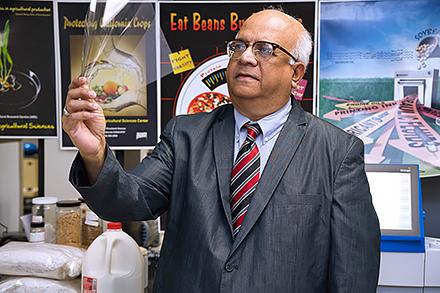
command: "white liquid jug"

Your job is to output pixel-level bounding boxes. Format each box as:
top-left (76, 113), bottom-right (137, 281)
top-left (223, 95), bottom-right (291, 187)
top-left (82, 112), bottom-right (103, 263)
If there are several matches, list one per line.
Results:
top-left (81, 222), bottom-right (144, 293)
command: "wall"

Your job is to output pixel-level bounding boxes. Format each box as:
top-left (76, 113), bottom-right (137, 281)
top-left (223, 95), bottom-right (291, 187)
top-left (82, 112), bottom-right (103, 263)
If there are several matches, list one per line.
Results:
top-left (0, 141), bottom-right (20, 231)
top-left (44, 138), bottom-right (81, 201)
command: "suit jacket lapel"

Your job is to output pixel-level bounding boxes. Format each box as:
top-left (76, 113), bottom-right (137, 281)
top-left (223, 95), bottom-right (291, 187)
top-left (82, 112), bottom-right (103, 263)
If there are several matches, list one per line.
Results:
top-left (231, 101), bottom-right (308, 254)
top-left (213, 106), bottom-right (235, 235)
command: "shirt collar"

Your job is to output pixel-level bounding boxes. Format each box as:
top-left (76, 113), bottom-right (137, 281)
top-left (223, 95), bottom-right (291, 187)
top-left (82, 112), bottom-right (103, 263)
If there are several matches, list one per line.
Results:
top-left (234, 100), bottom-right (292, 144)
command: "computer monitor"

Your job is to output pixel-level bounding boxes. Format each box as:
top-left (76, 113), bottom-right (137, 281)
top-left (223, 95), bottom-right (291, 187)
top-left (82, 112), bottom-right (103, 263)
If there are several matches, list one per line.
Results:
top-left (365, 164), bottom-right (424, 252)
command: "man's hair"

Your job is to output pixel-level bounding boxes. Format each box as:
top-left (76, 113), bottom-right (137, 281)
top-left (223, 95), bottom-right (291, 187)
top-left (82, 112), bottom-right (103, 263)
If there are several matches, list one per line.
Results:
top-left (293, 28), bottom-right (313, 66)
top-left (264, 5), bottom-right (313, 66)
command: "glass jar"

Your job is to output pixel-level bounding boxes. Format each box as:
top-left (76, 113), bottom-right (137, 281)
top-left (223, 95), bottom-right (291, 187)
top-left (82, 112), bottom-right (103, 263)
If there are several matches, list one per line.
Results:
top-left (78, 198), bottom-right (88, 226)
top-left (32, 196), bottom-right (58, 243)
top-left (78, 198), bottom-right (102, 248)
top-left (29, 222), bottom-right (45, 243)
top-left (56, 200), bottom-right (82, 247)
top-left (82, 207), bottom-right (102, 248)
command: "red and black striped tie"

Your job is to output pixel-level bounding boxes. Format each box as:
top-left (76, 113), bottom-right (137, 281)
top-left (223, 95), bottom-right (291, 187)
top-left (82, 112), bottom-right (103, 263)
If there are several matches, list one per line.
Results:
top-left (230, 123), bottom-right (261, 238)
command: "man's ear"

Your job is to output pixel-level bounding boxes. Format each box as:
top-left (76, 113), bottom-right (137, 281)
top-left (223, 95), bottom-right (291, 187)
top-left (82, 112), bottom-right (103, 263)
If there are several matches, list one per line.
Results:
top-left (291, 62), bottom-right (306, 89)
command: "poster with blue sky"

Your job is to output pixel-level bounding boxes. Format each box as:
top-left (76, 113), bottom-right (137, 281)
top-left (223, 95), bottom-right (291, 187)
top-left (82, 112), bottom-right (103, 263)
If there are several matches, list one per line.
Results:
top-left (318, 0), bottom-right (440, 177)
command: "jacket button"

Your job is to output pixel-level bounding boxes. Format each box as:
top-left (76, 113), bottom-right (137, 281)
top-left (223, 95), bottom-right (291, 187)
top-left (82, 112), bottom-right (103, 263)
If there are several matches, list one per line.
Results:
top-left (225, 263), bottom-right (234, 272)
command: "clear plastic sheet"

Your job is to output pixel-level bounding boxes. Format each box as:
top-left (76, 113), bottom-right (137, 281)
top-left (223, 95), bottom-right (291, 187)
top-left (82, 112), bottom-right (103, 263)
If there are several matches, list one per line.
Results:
top-left (0, 276), bottom-right (80, 293)
top-left (0, 242), bottom-right (85, 280)
top-left (81, 0), bottom-right (155, 113)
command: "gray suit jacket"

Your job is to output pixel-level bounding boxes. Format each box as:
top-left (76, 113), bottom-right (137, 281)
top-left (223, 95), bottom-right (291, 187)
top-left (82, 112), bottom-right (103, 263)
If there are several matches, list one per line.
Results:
top-left (70, 100), bottom-right (380, 293)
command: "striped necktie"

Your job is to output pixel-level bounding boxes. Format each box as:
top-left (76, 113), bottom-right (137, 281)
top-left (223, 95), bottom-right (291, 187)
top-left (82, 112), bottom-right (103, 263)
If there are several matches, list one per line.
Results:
top-left (230, 123), bottom-right (261, 238)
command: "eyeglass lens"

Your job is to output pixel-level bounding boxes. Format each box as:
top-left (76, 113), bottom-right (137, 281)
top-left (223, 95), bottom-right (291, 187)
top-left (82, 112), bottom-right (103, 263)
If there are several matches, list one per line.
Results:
top-left (227, 41), bottom-right (274, 60)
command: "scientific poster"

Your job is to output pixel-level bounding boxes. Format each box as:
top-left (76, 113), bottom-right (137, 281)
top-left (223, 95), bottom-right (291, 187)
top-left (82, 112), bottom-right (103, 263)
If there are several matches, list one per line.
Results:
top-left (160, 1), bottom-right (316, 129)
top-left (58, 1), bottom-right (158, 149)
top-left (319, 0), bottom-right (440, 177)
top-left (0, 1), bottom-right (56, 138)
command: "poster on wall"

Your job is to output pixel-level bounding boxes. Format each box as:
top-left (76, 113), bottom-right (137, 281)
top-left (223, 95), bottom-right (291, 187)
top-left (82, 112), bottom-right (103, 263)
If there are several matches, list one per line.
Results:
top-left (319, 0), bottom-right (440, 177)
top-left (58, 1), bottom-right (158, 149)
top-left (159, 1), bottom-right (316, 129)
top-left (0, 1), bottom-right (56, 138)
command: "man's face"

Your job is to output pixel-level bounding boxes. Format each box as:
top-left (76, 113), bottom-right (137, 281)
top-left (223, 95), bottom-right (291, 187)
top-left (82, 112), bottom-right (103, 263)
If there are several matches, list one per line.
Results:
top-left (226, 10), bottom-right (304, 109)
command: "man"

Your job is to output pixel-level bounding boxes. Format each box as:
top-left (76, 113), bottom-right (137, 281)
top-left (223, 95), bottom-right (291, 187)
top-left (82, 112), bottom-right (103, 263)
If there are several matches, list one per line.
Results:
top-left (63, 8), bottom-right (380, 293)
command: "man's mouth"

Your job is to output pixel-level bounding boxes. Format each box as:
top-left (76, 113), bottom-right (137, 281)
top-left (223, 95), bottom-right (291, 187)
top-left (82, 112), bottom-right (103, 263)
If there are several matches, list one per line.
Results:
top-left (236, 72), bottom-right (258, 80)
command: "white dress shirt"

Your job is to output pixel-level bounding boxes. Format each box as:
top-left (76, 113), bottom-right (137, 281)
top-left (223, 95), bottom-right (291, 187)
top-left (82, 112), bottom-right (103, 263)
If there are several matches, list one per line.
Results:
top-left (233, 100), bottom-right (292, 173)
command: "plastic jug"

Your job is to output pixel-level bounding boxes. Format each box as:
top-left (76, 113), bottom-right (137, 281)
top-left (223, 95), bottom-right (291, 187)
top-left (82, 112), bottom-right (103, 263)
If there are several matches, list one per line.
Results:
top-left (81, 222), bottom-right (144, 293)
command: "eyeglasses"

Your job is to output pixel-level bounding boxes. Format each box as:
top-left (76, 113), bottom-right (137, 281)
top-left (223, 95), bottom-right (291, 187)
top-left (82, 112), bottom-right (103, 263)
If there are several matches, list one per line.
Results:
top-left (226, 39), bottom-right (297, 64)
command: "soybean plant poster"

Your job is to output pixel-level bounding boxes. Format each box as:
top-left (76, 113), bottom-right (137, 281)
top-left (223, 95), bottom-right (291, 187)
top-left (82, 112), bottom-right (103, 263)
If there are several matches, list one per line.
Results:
top-left (0, 1), bottom-right (56, 138)
top-left (319, 0), bottom-right (440, 177)
top-left (159, 1), bottom-right (315, 129)
top-left (58, 1), bottom-right (158, 149)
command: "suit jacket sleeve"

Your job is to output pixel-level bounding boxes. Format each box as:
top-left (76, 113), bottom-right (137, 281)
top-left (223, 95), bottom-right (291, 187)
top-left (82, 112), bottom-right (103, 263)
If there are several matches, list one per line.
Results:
top-left (69, 117), bottom-right (177, 222)
top-left (328, 138), bottom-right (380, 293)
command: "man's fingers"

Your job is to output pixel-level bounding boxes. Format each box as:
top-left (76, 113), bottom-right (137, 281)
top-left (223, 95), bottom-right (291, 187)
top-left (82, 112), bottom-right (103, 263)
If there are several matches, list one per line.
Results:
top-left (66, 78), bottom-right (95, 114)
top-left (66, 87), bottom-right (97, 114)
top-left (66, 97), bottom-right (100, 113)
top-left (63, 111), bottom-right (104, 124)
top-left (67, 87), bottom-right (96, 102)
top-left (68, 76), bottom-right (88, 90)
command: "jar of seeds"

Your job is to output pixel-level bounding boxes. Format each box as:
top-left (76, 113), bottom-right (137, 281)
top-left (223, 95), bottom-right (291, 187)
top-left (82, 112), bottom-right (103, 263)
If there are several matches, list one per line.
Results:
top-left (56, 200), bottom-right (82, 247)
top-left (79, 198), bottom-right (102, 248)
top-left (32, 196), bottom-right (58, 243)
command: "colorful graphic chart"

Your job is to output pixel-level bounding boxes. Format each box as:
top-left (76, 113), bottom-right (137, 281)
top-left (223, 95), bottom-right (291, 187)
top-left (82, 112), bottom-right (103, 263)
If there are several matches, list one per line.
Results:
top-left (319, 0), bottom-right (440, 177)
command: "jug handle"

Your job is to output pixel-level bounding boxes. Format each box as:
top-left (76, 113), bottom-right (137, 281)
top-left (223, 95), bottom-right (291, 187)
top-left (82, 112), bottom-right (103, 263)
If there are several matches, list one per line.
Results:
top-left (104, 238), bottom-right (117, 275)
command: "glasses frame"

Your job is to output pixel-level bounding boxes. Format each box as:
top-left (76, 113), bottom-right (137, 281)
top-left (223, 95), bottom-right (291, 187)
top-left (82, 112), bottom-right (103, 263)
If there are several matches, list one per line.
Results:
top-left (226, 39), bottom-right (298, 64)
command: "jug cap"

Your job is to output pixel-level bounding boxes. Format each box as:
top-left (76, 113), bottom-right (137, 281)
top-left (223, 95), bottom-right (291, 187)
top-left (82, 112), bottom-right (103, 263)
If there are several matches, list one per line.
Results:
top-left (108, 222), bottom-right (122, 230)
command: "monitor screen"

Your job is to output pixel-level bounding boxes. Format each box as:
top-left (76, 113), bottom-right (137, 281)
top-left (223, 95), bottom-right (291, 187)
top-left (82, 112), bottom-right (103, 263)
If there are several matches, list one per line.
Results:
top-left (365, 164), bottom-right (421, 237)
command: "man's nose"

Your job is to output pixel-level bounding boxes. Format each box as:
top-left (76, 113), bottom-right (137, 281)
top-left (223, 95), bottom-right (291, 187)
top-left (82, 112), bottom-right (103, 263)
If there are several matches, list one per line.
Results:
top-left (239, 45), bottom-right (258, 65)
